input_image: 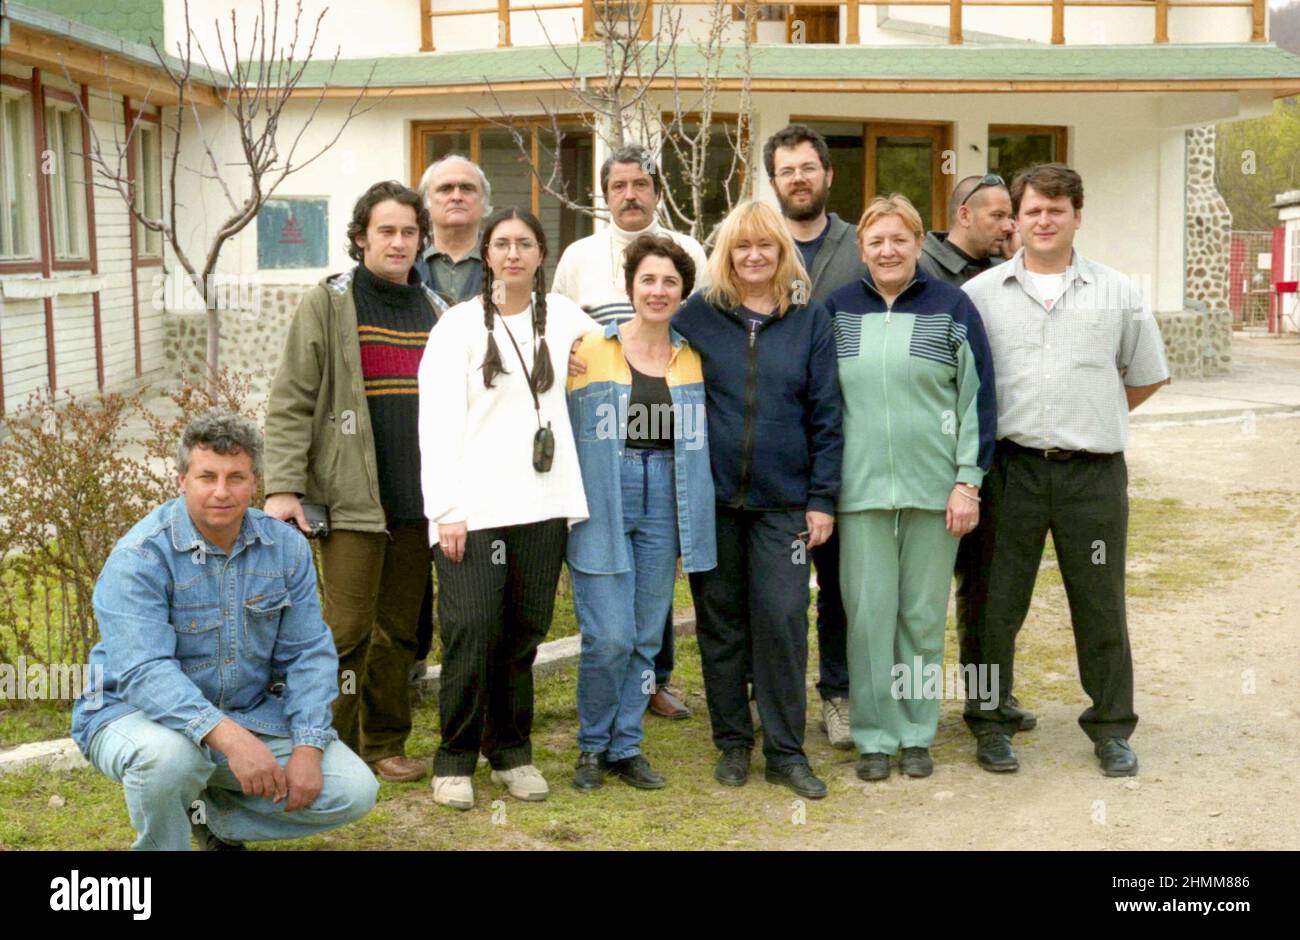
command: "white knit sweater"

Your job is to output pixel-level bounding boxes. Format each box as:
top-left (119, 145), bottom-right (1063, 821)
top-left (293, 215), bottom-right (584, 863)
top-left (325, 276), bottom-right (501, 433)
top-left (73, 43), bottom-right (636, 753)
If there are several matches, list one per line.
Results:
top-left (417, 293), bottom-right (600, 538)
top-left (551, 219), bottom-right (710, 323)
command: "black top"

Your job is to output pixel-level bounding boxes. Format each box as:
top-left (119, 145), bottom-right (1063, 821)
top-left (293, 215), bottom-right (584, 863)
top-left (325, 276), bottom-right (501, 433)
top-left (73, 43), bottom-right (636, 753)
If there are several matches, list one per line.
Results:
top-left (352, 262), bottom-right (434, 523)
top-left (625, 362), bottom-right (674, 450)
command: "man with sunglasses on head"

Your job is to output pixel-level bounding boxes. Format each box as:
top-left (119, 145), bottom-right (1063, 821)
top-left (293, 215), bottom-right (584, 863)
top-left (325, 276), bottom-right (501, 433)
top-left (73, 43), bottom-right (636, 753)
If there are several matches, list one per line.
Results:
top-left (919, 174), bottom-right (1017, 288)
top-left (922, 173), bottom-right (1038, 736)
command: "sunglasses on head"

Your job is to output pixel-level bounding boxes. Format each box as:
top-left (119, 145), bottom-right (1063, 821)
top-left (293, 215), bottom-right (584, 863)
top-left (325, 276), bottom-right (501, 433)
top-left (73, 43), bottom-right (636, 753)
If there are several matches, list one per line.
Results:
top-left (959, 174), bottom-right (1006, 207)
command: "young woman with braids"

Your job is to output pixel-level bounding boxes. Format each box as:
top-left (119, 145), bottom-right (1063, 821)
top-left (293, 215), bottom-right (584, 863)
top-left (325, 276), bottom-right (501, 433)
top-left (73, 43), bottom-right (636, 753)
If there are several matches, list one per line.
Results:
top-left (417, 207), bottom-right (599, 810)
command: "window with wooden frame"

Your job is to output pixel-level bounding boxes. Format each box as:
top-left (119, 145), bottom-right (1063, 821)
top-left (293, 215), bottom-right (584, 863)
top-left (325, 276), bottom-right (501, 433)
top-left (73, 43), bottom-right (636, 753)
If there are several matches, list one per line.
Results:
top-left (795, 117), bottom-right (952, 232)
top-left (0, 86), bottom-right (39, 262)
top-left (732, 4), bottom-right (786, 20)
top-left (131, 118), bottom-right (164, 258)
top-left (987, 125), bottom-right (1069, 187)
top-left (43, 98), bottom-right (89, 261)
top-left (411, 120), bottom-right (594, 280)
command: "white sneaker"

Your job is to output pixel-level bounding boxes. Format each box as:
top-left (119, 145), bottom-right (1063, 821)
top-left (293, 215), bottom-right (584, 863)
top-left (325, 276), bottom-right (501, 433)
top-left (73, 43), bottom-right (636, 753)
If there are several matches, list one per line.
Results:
top-left (431, 775), bottom-right (474, 810)
top-left (820, 696), bottom-right (854, 750)
top-left (490, 764), bottom-right (550, 801)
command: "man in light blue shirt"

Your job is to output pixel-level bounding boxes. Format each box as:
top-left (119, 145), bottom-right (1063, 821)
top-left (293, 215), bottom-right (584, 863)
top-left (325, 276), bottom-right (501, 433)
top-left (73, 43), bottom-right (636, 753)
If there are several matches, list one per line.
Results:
top-left (72, 412), bottom-right (377, 850)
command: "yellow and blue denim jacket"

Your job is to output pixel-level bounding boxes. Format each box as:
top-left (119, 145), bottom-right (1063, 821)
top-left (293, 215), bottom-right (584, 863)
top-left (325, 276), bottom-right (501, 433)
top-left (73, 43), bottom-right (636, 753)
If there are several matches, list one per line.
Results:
top-left (566, 322), bottom-right (717, 574)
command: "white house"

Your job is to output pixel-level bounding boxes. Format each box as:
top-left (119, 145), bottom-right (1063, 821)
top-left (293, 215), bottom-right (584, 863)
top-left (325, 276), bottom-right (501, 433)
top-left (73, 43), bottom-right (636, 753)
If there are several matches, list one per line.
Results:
top-left (2, 0), bottom-right (1300, 411)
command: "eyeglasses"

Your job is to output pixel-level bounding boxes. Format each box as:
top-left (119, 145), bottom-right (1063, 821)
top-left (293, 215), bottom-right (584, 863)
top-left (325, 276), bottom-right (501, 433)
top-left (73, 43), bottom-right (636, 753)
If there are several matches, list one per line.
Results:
top-left (959, 174), bottom-right (1006, 207)
top-left (774, 163), bottom-right (824, 181)
top-left (488, 238), bottom-right (539, 254)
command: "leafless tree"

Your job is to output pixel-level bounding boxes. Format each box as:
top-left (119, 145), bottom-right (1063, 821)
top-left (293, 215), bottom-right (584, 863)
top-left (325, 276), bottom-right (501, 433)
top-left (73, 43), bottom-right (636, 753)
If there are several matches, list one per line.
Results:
top-left (61, 0), bottom-right (384, 381)
top-left (472, 1), bottom-right (757, 247)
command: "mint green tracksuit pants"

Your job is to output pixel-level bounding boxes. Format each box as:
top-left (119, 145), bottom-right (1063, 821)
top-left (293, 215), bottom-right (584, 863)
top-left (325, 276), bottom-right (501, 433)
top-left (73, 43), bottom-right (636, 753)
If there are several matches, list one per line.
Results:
top-left (839, 508), bottom-right (960, 755)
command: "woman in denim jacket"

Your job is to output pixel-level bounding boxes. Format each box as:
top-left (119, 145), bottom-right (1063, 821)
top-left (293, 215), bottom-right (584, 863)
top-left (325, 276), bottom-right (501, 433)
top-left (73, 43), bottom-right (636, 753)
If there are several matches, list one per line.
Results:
top-left (566, 234), bottom-right (716, 791)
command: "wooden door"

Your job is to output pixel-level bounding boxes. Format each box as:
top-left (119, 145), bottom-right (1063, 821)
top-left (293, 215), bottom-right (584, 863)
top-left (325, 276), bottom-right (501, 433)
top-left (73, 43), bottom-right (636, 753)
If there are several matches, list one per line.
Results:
top-left (864, 122), bottom-right (952, 233)
top-left (787, 8), bottom-right (839, 44)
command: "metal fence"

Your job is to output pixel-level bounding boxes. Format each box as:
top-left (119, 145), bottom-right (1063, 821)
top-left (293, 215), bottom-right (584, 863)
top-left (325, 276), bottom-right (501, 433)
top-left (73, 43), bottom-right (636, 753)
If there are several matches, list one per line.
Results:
top-left (1229, 230), bottom-right (1276, 328)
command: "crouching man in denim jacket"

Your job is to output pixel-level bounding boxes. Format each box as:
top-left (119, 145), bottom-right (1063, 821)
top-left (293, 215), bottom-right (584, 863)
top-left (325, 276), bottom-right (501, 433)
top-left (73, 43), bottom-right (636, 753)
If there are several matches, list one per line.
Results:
top-left (71, 412), bottom-right (378, 850)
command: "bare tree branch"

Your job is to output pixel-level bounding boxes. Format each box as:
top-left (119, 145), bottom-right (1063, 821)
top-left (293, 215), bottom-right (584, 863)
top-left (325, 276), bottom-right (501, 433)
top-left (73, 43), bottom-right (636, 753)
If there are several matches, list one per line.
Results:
top-left (67, 0), bottom-right (384, 383)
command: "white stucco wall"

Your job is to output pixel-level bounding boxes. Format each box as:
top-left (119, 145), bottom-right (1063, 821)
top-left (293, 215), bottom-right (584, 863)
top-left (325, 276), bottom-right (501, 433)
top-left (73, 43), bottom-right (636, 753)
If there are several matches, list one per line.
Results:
top-left (166, 1), bottom-right (1264, 54)
top-left (163, 83), bottom-right (1269, 317)
top-left (165, 0), bottom-right (428, 58)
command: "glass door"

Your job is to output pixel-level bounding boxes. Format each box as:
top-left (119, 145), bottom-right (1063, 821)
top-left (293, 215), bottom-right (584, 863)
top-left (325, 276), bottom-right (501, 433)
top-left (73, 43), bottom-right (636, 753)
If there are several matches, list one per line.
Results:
top-left (865, 122), bottom-right (951, 232)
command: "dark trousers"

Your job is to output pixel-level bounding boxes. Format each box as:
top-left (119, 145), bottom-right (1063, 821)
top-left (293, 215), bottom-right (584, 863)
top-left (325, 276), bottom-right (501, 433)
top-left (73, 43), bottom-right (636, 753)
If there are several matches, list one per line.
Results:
top-left (690, 506), bottom-right (811, 769)
top-left (318, 524), bottom-right (432, 762)
top-left (962, 443), bottom-right (1138, 741)
top-left (433, 518), bottom-right (567, 776)
top-left (415, 582), bottom-right (435, 663)
top-left (811, 532), bottom-right (850, 700)
top-left (654, 613), bottom-right (674, 687)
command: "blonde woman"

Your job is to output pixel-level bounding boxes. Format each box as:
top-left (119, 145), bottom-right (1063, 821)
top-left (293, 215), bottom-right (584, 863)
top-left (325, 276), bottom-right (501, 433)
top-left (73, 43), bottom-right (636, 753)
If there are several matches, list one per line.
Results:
top-left (671, 200), bottom-right (843, 800)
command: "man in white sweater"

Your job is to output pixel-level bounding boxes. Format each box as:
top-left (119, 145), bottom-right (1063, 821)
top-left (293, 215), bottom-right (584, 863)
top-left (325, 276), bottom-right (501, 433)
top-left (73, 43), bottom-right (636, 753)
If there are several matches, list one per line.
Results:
top-left (552, 144), bottom-right (710, 326)
top-left (551, 144), bottom-right (709, 721)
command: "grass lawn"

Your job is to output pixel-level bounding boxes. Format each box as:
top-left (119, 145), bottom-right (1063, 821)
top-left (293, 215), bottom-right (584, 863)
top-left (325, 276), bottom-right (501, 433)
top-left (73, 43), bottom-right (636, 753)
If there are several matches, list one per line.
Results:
top-left (0, 494), bottom-right (1287, 850)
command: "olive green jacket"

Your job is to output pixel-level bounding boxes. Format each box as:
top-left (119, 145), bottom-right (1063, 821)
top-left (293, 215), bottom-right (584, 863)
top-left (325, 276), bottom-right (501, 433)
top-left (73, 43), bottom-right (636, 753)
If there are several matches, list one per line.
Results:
top-left (264, 268), bottom-right (447, 532)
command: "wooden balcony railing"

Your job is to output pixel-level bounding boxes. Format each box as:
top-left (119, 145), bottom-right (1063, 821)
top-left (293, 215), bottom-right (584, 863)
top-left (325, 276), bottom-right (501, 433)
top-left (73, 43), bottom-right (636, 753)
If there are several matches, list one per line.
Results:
top-left (417, 0), bottom-right (1268, 51)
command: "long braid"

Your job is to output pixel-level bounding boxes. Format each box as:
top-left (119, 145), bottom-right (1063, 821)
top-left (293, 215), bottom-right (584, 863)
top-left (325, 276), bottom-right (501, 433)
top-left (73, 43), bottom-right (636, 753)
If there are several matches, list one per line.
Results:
top-left (479, 262), bottom-right (507, 388)
top-left (530, 266), bottom-right (554, 394)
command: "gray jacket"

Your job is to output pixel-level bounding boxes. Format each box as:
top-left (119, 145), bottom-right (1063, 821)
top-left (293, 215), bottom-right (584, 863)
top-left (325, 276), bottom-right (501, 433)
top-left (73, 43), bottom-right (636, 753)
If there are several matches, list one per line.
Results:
top-left (808, 212), bottom-right (868, 302)
top-left (919, 230), bottom-right (1000, 287)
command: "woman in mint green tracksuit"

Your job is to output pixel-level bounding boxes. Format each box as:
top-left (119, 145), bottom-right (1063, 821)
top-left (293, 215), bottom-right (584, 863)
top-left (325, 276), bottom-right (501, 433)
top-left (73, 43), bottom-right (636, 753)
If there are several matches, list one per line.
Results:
top-left (824, 194), bottom-right (996, 782)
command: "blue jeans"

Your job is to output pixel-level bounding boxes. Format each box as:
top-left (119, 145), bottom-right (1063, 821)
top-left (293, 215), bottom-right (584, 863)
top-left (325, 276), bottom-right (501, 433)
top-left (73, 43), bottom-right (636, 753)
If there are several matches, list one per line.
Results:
top-left (86, 710), bottom-right (378, 850)
top-left (572, 449), bottom-right (680, 760)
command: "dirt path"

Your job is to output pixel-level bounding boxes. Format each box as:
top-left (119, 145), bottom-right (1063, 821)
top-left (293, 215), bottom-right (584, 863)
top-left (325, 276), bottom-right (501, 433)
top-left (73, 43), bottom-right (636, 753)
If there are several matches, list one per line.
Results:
top-left (759, 414), bottom-right (1300, 850)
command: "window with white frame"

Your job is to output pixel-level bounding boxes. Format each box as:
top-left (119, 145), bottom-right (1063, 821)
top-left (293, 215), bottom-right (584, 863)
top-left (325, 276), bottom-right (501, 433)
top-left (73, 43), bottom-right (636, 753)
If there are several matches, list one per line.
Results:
top-left (44, 101), bottom-right (89, 260)
top-left (1, 88), bottom-right (39, 261)
top-left (134, 121), bottom-right (163, 256)
top-left (1290, 225), bottom-right (1299, 282)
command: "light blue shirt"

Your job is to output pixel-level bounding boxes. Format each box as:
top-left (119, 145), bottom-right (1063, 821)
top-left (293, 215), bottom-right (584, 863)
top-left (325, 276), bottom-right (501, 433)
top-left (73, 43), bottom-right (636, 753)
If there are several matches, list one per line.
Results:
top-left (72, 499), bottom-right (339, 755)
top-left (962, 249), bottom-right (1169, 453)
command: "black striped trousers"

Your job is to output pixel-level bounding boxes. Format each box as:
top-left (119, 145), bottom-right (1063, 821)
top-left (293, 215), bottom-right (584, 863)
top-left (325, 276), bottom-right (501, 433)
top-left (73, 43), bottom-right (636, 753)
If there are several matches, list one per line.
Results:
top-left (432, 518), bottom-right (568, 777)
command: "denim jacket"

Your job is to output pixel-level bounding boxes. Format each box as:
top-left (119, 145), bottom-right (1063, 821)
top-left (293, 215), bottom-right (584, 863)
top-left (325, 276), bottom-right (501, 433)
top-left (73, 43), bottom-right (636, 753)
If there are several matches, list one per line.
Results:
top-left (71, 498), bottom-right (339, 755)
top-left (566, 322), bottom-right (717, 574)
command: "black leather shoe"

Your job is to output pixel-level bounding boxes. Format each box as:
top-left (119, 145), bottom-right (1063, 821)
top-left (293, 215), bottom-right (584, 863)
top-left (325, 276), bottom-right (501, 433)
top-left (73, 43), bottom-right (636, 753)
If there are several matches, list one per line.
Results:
top-left (573, 751), bottom-right (606, 791)
top-left (976, 732), bottom-right (1020, 772)
top-left (899, 747), bottom-right (934, 778)
top-left (1095, 737), bottom-right (1138, 777)
top-left (714, 748), bottom-right (751, 787)
top-left (608, 754), bottom-right (666, 789)
top-left (856, 752), bottom-right (891, 782)
top-left (1007, 694), bottom-right (1038, 732)
top-left (192, 822), bottom-right (245, 851)
top-left (765, 763), bottom-right (828, 799)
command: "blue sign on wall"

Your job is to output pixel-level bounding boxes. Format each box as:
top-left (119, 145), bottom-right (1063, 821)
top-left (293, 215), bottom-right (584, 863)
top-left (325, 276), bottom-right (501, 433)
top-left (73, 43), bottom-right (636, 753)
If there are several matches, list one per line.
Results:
top-left (257, 197), bottom-right (328, 269)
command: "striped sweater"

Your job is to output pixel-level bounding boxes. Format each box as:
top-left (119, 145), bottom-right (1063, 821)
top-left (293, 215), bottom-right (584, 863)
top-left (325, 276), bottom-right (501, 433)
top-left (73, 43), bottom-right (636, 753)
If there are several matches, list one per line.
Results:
top-left (824, 266), bottom-right (996, 513)
top-left (352, 263), bottom-right (436, 522)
